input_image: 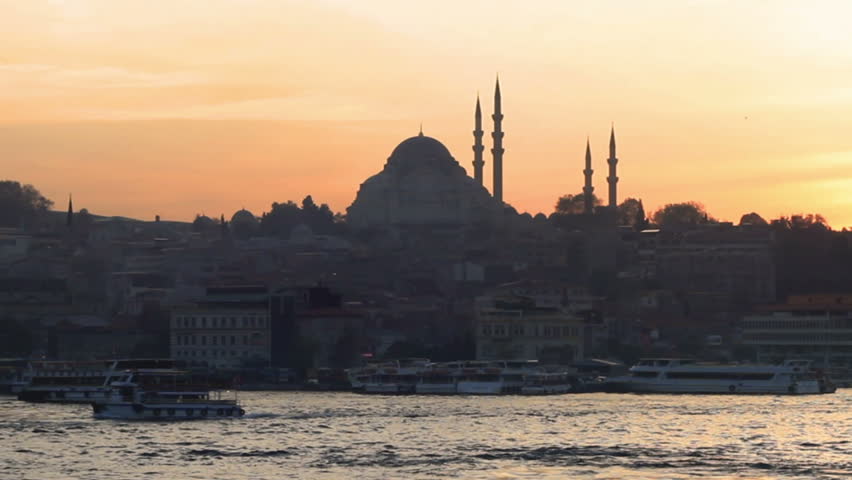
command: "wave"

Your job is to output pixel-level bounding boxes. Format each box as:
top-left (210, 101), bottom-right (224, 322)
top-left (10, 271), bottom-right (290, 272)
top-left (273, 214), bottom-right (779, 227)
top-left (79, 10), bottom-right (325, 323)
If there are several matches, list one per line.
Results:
top-left (185, 448), bottom-right (294, 458)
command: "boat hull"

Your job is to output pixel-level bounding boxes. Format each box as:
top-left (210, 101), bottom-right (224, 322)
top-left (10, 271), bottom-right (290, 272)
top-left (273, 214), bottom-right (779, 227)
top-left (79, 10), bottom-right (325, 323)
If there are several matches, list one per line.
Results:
top-left (456, 381), bottom-right (504, 395)
top-left (520, 385), bottom-right (572, 395)
top-left (605, 379), bottom-right (823, 394)
top-left (415, 383), bottom-right (457, 394)
top-left (92, 402), bottom-right (245, 420)
top-left (363, 383), bottom-right (415, 394)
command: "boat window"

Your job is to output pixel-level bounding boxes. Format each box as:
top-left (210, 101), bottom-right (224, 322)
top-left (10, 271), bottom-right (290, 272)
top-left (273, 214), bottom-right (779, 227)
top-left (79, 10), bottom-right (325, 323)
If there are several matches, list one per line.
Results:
top-left (631, 371), bottom-right (659, 378)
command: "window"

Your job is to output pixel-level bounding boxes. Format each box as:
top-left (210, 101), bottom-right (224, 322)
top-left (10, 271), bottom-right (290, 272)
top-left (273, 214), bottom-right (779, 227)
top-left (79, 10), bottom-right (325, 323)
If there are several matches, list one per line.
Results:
top-left (201, 336), bottom-right (206, 345)
top-left (212, 336), bottom-right (217, 345)
top-left (243, 335), bottom-right (248, 345)
top-left (231, 336), bottom-right (236, 345)
top-left (191, 336), bottom-right (196, 345)
top-left (202, 317), bottom-right (207, 327)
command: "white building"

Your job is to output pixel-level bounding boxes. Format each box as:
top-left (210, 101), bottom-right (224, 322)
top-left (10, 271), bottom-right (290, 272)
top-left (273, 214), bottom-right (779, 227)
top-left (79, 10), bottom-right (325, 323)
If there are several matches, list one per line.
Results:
top-left (741, 294), bottom-right (852, 382)
top-left (475, 290), bottom-right (584, 363)
top-left (170, 304), bottom-right (271, 369)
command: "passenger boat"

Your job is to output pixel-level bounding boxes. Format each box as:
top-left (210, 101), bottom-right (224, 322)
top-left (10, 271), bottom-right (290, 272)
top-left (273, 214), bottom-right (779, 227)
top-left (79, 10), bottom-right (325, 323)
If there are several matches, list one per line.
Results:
top-left (351, 359), bottom-right (576, 395)
top-left (16, 359), bottom-right (174, 403)
top-left (605, 358), bottom-right (836, 394)
top-left (350, 358), bottom-right (429, 394)
top-left (92, 368), bottom-right (245, 420)
top-left (415, 363), bottom-right (461, 394)
top-left (520, 371), bottom-right (574, 395)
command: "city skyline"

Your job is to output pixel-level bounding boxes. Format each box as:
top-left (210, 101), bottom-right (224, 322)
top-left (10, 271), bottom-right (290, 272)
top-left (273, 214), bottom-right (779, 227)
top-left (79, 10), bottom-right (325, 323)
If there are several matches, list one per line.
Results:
top-left (3, 1), bottom-right (852, 227)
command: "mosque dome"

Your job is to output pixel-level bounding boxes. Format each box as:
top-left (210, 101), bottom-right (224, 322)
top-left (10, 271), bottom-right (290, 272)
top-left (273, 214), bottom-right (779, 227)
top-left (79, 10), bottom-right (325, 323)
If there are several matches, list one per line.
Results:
top-left (230, 209), bottom-right (257, 225)
top-left (386, 133), bottom-right (457, 171)
top-left (347, 133), bottom-right (500, 229)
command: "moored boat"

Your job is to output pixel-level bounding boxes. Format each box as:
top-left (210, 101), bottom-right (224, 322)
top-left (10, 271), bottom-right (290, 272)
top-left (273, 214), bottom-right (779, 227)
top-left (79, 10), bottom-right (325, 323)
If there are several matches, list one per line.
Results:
top-left (521, 371), bottom-right (574, 395)
top-left (16, 358), bottom-right (175, 403)
top-left (605, 358), bottom-right (836, 395)
top-left (352, 359), bottom-right (577, 395)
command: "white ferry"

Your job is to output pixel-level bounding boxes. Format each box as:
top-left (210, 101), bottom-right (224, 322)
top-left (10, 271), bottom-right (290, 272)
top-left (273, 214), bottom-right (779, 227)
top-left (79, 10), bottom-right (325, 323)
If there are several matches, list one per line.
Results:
top-left (521, 371), bottom-right (574, 395)
top-left (415, 362), bottom-right (463, 394)
top-left (455, 360), bottom-right (539, 395)
top-left (16, 359), bottom-right (174, 403)
top-left (92, 369), bottom-right (245, 420)
top-left (350, 358), bottom-right (429, 394)
top-left (351, 359), bottom-right (575, 395)
top-left (606, 358), bottom-right (836, 395)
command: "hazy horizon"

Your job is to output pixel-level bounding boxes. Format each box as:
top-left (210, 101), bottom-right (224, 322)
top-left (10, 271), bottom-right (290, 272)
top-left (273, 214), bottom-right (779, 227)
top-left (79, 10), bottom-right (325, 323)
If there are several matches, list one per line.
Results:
top-left (4, 0), bottom-right (852, 227)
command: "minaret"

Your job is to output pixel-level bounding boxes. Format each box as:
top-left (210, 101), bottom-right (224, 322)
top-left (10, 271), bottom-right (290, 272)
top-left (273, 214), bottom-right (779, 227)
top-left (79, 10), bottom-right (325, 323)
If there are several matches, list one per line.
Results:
top-left (583, 138), bottom-right (594, 214)
top-left (66, 194), bottom-right (73, 227)
top-left (607, 124), bottom-right (619, 208)
top-left (472, 95), bottom-right (484, 185)
top-left (491, 77), bottom-right (504, 204)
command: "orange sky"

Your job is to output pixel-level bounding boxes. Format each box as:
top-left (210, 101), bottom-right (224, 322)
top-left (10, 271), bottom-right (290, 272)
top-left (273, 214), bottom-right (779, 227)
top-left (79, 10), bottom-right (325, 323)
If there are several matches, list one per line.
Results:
top-left (3, 0), bottom-right (852, 227)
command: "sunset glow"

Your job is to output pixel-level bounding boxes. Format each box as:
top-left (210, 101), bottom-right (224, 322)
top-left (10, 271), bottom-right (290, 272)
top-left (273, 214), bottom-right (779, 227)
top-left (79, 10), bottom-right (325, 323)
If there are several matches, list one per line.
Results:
top-left (3, 0), bottom-right (852, 227)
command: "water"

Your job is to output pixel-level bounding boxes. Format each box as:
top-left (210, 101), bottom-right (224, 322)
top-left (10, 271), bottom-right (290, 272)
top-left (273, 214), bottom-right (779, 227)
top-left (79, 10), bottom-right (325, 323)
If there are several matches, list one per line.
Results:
top-left (1, 391), bottom-right (850, 479)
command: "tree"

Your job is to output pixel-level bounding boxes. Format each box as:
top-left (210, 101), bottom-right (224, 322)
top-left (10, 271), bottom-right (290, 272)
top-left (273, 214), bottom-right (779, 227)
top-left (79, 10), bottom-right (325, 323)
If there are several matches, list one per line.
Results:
top-left (617, 198), bottom-right (648, 229)
top-left (0, 180), bottom-right (53, 228)
top-left (554, 192), bottom-right (600, 215)
top-left (651, 201), bottom-right (715, 227)
top-left (739, 212), bottom-right (768, 226)
top-left (259, 201), bottom-right (302, 236)
top-left (768, 213), bottom-right (847, 298)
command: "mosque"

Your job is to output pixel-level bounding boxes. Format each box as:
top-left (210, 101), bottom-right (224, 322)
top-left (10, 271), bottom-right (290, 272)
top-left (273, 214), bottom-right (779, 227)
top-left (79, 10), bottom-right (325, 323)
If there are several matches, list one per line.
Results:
top-left (346, 78), bottom-right (621, 229)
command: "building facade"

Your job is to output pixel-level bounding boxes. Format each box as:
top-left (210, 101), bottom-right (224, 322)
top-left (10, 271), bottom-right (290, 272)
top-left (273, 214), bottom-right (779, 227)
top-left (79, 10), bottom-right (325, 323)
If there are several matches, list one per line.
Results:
top-left (171, 306), bottom-right (271, 369)
top-left (170, 286), bottom-right (272, 369)
top-left (741, 294), bottom-right (852, 382)
top-left (475, 293), bottom-right (584, 363)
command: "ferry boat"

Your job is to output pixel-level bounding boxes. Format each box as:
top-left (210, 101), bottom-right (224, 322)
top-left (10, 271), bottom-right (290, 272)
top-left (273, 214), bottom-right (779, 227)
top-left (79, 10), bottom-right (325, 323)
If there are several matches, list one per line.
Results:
top-left (16, 358), bottom-right (174, 403)
top-left (605, 358), bottom-right (836, 395)
top-left (350, 358), bottom-right (429, 394)
top-left (415, 362), bottom-right (463, 394)
top-left (455, 360), bottom-right (539, 395)
top-left (350, 359), bottom-right (576, 395)
top-left (92, 368), bottom-right (245, 420)
top-left (521, 371), bottom-right (574, 395)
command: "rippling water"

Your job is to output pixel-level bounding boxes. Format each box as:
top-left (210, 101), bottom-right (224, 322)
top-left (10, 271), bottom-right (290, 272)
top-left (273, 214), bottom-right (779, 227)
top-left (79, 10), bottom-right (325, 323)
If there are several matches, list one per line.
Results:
top-left (1, 391), bottom-right (850, 479)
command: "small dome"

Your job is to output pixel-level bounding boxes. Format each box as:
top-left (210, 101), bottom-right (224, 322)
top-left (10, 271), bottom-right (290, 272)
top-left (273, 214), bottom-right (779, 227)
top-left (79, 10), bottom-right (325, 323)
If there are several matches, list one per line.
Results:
top-left (231, 209), bottom-right (257, 224)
